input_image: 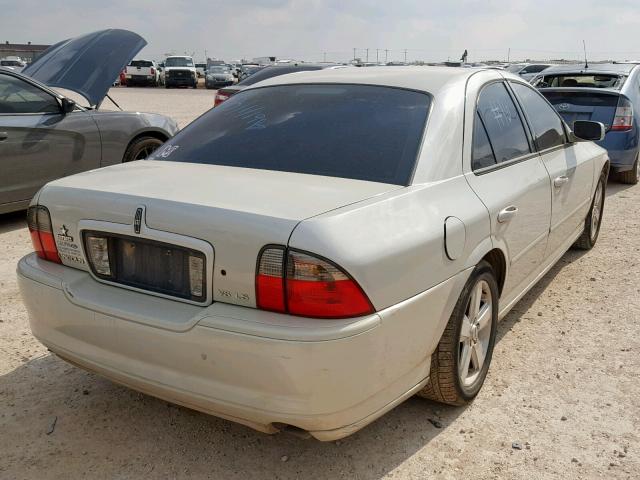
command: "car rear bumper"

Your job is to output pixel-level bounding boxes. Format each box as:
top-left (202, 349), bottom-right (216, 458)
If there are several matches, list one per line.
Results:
top-left (17, 253), bottom-right (467, 440)
top-left (127, 75), bottom-right (156, 85)
top-left (598, 130), bottom-right (638, 171)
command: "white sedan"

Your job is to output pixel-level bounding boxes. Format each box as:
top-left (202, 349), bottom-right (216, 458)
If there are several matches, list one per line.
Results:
top-left (18, 67), bottom-right (608, 441)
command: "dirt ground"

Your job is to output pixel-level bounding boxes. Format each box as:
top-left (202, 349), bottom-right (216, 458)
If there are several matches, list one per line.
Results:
top-left (0, 87), bottom-right (638, 479)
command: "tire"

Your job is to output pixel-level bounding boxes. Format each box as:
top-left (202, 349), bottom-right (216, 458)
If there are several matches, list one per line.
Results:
top-left (122, 136), bottom-right (164, 163)
top-left (573, 171), bottom-right (606, 250)
top-left (616, 155), bottom-right (639, 185)
top-left (417, 260), bottom-right (499, 406)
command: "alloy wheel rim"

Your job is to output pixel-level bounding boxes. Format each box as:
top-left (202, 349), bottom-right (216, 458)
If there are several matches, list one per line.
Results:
top-left (458, 279), bottom-right (493, 387)
top-left (590, 181), bottom-right (604, 241)
top-left (134, 145), bottom-right (156, 160)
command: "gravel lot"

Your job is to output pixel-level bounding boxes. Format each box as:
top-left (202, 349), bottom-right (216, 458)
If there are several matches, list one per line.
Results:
top-left (0, 87), bottom-right (638, 479)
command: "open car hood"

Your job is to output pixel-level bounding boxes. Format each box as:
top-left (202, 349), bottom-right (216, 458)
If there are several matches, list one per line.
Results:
top-left (22, 29), bottom-right (146, 107)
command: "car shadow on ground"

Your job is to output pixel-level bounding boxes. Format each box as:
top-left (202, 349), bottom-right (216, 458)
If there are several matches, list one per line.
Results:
top-left (605, 178), bottom-right (635, 198)
top-left (0, 210), bottom-right (26, 234)
top-left (1, 244), bottom-right (593, 479)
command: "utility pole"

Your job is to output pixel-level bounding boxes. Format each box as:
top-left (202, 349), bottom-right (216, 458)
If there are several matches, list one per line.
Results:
top-left (353, 47), bottom-right (356, 61)
top-left (507, 48), bottom-right (510, 63)
top-left (366, 48), bottom-right (369, 62)
top-left (404, 49), bottom-right (408, 63)
top-left (376, 49), bottom-right (379, 63)
top-left (385, 49), bottom-right (388, 63)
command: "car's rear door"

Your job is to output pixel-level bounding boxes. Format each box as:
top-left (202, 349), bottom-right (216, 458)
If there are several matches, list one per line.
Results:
top-left (464, 80), bottom-right (552, 302)
top-left (0, 72), bottom-right (101, 209)
top-left (510, 81), bottom-right (594, 258)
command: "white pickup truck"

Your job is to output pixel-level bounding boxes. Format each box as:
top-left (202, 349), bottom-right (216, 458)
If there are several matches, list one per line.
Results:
top-left (164, 56), bottom-right (198, 89)
top-left (125, 59), bottom-right (160, 87)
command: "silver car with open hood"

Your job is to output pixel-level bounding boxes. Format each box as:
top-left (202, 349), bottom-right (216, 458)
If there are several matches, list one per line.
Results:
top-left (0, 29), bottom-right (178, 213)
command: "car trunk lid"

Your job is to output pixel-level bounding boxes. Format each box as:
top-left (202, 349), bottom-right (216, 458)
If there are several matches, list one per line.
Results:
top-left (38, 160), bottom-right (400, 308)
top-left (540, 88), bottom-right (621, 131)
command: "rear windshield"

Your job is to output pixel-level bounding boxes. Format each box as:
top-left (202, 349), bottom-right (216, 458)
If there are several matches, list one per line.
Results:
top-left (237, 66), bottom-right (323, 86)
top-left (152, 84), bottom-right (430, 185)
top-left (130, 60), bottom-right (153, 67)
top-left (534, 74), bottom-right (626, 89)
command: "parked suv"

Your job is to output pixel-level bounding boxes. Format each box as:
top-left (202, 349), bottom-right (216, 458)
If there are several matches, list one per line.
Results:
top-left (164, 56), bottom-right (198, 89)
top-left (125, 60), bottom-right (160, 87)
top-left (533, 63), bottom-right (640, 184)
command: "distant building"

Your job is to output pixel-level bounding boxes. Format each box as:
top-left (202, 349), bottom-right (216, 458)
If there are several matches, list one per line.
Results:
top-left (1, 41), bottom-right (50, 63)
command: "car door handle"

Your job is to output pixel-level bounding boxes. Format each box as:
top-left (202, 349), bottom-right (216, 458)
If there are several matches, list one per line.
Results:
top-left (497, 206), bottom-right (519, 223)
top-left (0, 132), bottom-right (7, 141)
top-left (554, 175), bottom-right (569, 188)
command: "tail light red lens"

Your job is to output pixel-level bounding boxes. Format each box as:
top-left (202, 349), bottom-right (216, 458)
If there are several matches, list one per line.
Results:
top-left (214, 92), bottom-right (230, 107)
top-left (256, 247), bottom-right (374, 319)
top-left (150, 67), bottom-right (155, 75)
top-left (27, 206), bottom-right (61, 263)
top-left (611, 96), bottom-right (633, 131)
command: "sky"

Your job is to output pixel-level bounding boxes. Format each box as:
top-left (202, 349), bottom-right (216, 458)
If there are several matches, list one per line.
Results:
top-left (2, 0), bottom-right (640, 63)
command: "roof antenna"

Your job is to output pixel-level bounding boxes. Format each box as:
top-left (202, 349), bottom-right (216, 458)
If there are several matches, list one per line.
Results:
top-left (583, 40), bottom-right (589, 69)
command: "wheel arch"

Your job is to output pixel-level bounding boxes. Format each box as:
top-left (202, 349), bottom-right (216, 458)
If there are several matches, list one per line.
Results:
top-left (481, 248), bottom-right (507, 297)
top-left (122, 129), bottom-right (169, 162)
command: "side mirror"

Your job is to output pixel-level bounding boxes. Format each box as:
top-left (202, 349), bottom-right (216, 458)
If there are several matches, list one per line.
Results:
top-left (571, 120), bottom-right (605, 142)
top-left (61, 97), bottom-right (76, 114)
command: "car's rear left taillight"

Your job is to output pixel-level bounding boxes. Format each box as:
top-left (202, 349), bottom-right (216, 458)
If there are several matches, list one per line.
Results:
top-left (27, 205), bottom-right (61, 263)
top-left (611, 96), bottom-right (633, 131)
top-left (214, 91), bottom-right (230, 107)
top-left (256, 247), bottom-right (374, 319)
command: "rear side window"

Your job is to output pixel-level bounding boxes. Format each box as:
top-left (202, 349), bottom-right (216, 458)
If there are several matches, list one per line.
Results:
top-left (152, 84), bottom-right (430, 185)
top-left (474, 82), bottom-right (531, 166)
top-left (511, 82), bottom-right (566, 150)
top-left (472, 112), bottom-right (496, 170)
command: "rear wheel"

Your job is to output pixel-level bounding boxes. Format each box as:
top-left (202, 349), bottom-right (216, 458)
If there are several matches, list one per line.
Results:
top-left (573, 172), bottom-right (606, 250)
top-left (617, 155), bottom-right (639, 185)
top-left (122, 136), bottom-right (164, 163)
top-left (417, 261), bottom-right (498, 406)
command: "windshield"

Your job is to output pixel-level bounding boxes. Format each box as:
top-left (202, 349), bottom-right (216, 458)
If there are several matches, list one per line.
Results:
top-left (238, 65), bottom-right (323, 86)
top-left (166, 57), bottom-right (194, 67)
top-left (130, 60), bottom-right (153, 67)
top-left (534, 73), bottom-right (626, 89)
top-left (506, 64), bottom-right (525, 73)
top-left (209, 67), bottom-right (229, 73)
top-left (151, 84), bottom-right (431, 185)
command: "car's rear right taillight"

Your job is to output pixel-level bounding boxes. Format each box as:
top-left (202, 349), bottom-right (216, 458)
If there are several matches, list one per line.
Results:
top-left (256, 247), bottom-right (374, 319)
top-left (27, 205), bottom-right (61, 263)
top-left (611, 96), bottom-right (633, 131)
top-left (214, 91), bottom-right (230, 107)
top-left (150, 67), bottom-right (155, 75)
